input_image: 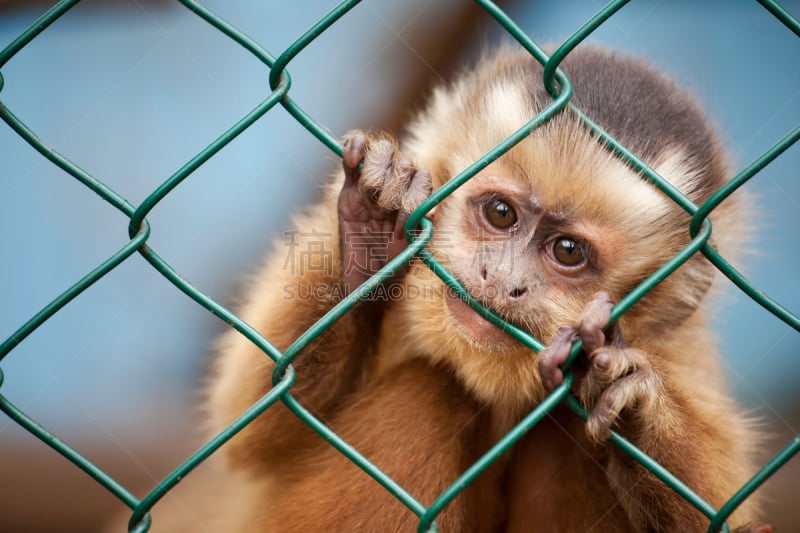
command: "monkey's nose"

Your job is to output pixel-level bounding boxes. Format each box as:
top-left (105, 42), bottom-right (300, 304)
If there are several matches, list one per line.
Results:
top-left (509, 286), bottom-right (528, 299)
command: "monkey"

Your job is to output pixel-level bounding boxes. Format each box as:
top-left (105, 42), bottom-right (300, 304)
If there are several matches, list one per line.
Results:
top-left (204, 45), bottom-right (771, 532)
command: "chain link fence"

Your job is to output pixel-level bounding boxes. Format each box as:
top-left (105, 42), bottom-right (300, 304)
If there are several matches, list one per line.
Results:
top-left (1, 1), bottom-right (798, 531)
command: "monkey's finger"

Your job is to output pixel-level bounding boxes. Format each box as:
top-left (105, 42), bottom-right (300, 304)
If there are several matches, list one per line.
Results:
top-left (358, 138), bottom-right (396, 199)
top-left (585, 365), bottom-right (658, 444)
top-left (402, 167), bottom-right (432, 214)
top-left (580, 346), bottom-right (648, 401)
top-left (577, 291), bottom-right (614, 355)
top-left (538, 326), bottom-right (578, 392)
top-left (376, 156), bottom-right (415, 212)
top-left (396, 168), bottom-right (433, 235)
top-left (342, 131), bottom-right (367, 188)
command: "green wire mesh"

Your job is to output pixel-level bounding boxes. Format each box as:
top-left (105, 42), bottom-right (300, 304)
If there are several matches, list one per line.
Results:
top-left (1, 1), bottom-right (798, 532)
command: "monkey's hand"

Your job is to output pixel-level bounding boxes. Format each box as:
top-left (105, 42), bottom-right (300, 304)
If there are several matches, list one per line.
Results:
top-left (540, 295), bottom-right (771, 530)
top-left (339, 131), bottom-right (432, 294)
top-left (539, 292), bottom-right (661, 444)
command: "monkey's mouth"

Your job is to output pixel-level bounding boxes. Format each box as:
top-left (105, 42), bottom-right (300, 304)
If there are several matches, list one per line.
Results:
top-left (444, 292), bottom-right (523, 352)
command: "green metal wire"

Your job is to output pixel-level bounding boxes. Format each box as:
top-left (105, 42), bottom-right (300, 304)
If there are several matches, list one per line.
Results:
top-left (563, 394), bottom-right (731, 533)
top-left (126, 368), bottom-right (297, 532)
top-left (542, 0), bottom-right (630, 97)
top-left (268, 0), bottom-right (362, 156)
top-left (0, 368), bottom-right (151, 530)
top-left (0, 0), bottom-right (78, 71)
top-left (693, 124), bottom-right (800, 333)
top-left (0, 0), bottom-right (798, 531)
top-left (757, 0), bottom-right (800, 36)
top-left (419, 375), bottom-right (575, 532)
top-left (707, 435), bottom-right (800, 533)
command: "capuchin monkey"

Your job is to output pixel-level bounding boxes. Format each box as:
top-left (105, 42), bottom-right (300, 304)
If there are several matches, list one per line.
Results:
top-left (205, 46), bottom-right (771, 532)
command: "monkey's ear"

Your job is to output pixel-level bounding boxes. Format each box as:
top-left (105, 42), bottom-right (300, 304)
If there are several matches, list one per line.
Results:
top-left (674, 253), bottom-right (716, 318)
top-left (639, 252), bottom-right (716, 334)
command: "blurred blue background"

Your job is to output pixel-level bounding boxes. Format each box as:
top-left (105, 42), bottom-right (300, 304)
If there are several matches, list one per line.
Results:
top-left (1, 0), bottom-right (798, 530)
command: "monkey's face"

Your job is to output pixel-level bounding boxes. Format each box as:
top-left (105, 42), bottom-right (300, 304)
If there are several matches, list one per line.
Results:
top-left (431, 126), bottom-right (667, 340)
top-left (402, 122), bottom-right (709, 408)
top-left (430, 167), bottom-right (611, 352)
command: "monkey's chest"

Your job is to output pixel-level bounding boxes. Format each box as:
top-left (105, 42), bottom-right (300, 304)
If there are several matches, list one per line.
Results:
top-left (503, 408), bottom-right (632, 532)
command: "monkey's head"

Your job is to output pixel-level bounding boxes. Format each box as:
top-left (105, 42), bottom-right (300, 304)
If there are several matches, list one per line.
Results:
top-left (397, 46), bottom-right (745, 410)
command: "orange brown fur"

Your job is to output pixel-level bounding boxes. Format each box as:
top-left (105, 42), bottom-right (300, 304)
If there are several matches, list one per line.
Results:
top-left (205, 45), bottom-right (762, 531)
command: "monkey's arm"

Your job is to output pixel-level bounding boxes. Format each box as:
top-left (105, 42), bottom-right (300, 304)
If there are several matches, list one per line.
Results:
top-left (208, 131), bottom-right (431, 474)
top-left (538, 293), bottom-right (764, 532)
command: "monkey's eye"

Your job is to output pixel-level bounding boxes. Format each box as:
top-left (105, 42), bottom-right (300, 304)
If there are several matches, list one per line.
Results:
top-left (485, 198), bottom-right (518, 229)
top-left (551, 237), bottom-right (586, 267)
